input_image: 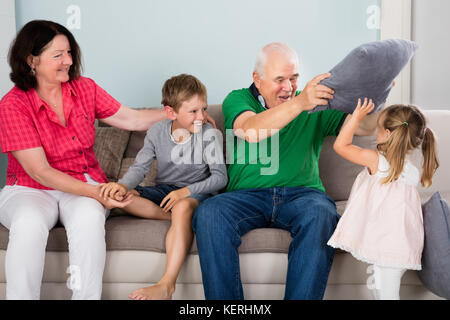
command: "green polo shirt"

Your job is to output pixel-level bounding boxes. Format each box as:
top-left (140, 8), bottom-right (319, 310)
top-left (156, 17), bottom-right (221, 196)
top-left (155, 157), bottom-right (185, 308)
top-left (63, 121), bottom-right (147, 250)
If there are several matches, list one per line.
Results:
top-left (223, 88), bottom-right (347, 192)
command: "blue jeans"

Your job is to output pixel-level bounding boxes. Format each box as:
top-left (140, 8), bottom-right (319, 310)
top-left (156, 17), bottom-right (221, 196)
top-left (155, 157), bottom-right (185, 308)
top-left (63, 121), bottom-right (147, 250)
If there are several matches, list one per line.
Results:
top-left (192, 186), bottom-right (340, 300)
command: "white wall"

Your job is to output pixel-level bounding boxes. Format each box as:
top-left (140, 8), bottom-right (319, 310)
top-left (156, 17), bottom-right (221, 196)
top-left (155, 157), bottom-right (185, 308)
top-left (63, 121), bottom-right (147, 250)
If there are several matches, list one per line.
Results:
top-left (411, 0), bottom-right (450, 110)
top-left (0, 0), bottom-right (15, 188)
top-left (380, 0), bottom-right (412, 106)
top-left (14, 0), bottom-right (380, 107)
top-left (0, 0), bottom-right (15, 96)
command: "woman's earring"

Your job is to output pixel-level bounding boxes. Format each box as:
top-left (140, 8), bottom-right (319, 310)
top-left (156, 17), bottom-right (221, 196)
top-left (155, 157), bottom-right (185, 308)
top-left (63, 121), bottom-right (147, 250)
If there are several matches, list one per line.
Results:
top-left (30, 67), bottom-right (35, 76)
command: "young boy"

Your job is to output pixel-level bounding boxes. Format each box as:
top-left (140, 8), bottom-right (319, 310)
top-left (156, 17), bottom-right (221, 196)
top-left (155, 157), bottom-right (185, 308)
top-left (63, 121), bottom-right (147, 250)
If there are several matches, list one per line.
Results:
top-left (99, 74), bottom-right (227, 300)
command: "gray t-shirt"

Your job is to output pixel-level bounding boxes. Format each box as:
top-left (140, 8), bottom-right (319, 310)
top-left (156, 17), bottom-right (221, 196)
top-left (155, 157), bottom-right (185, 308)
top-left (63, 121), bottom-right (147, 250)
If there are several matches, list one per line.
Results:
top-left (119, 119), bottom-right (227, 195)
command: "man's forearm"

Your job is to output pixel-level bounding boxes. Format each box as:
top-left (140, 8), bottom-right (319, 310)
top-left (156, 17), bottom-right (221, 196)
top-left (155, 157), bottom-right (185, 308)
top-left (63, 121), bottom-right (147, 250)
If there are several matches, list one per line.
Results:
top-left (243, 100), bottom-right (303, 131)
top-left (236, 99), bottom-right (304, 142)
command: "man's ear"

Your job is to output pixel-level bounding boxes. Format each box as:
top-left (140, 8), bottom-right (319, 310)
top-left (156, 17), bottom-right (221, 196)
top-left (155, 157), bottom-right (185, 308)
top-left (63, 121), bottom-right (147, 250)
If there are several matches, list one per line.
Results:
top-left (164, 106), bottom-right (177, 120)
top-left (253, 71), bottom-right (261, 89)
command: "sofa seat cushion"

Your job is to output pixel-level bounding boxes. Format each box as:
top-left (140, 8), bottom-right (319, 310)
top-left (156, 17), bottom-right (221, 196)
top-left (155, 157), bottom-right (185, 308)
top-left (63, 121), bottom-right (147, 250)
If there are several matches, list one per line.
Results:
top-left (3, 193), bottom-right (448, 254)
top-left (0, 199), bottom-right (347, 253)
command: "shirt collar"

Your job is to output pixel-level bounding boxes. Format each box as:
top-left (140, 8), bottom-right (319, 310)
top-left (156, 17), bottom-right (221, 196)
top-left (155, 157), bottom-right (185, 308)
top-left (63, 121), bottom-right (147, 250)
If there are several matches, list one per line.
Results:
top-left (249, 83), bottom-right (267, 109)
top-left (30, 80), bottom-right (77, 111)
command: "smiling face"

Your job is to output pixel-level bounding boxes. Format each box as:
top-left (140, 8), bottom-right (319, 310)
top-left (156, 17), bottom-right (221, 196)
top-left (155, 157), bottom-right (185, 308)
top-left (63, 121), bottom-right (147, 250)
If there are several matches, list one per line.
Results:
top-left (28, 34), bottom-right (73, 87)
top-left (253, 50), bottom-right (299, 108)
top-left (166, 94), bottom-right (208, 134)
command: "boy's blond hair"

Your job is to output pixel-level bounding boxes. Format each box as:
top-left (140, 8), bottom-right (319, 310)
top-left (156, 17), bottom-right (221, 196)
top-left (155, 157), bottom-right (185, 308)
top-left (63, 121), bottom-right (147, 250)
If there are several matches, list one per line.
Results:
top-left (161, 74), bottom-right (207, 111)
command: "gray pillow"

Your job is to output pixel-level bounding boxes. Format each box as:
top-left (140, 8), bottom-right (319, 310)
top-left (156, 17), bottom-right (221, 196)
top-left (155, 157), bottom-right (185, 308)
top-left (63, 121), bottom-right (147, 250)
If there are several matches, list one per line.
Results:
top-left (418, 192), bottom-right (450, 299)
top-left (312, 39), bottom-right (418, 114)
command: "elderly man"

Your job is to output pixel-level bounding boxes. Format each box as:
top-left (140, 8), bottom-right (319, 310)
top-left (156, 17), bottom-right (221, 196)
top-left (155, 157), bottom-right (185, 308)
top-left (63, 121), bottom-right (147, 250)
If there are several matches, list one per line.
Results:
top-left (192, 42), bottom-right (377, 300)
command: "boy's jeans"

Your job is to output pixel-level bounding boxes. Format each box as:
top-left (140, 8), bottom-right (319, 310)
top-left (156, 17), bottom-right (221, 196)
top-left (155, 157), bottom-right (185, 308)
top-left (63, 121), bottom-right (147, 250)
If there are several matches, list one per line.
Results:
top-left (192, 186), bottom-right (340, 300)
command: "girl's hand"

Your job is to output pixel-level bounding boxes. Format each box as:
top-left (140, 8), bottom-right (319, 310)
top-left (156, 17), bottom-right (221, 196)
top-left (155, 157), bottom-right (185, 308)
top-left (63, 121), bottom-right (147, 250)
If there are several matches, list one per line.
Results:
top-left (160, 187), bottom-right (191, 212)
top-left (352, 98), bottom-right (375, 122)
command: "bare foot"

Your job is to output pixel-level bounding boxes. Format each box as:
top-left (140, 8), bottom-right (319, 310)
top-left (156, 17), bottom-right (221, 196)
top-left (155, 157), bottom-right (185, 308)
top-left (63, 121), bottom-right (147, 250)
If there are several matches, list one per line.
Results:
top-left (128, 283), bottom-right (175, 300)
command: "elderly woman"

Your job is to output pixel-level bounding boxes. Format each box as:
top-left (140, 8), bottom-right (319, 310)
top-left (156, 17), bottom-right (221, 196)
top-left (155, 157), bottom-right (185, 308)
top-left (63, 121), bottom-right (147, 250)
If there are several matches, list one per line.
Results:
top-left (0, 20), bottom-right (213, 300)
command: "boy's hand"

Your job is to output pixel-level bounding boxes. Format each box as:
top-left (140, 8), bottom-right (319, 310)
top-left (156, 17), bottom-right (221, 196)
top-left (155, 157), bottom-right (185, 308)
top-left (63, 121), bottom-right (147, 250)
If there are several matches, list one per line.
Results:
top-left (98, 182), bottom-right (128, 201)
top-left (352, 98), bottom-right (375, 122)
top-left (160, 187), bottom-right (191, 212)
top-left (129, 189), bottom-right (140, 196)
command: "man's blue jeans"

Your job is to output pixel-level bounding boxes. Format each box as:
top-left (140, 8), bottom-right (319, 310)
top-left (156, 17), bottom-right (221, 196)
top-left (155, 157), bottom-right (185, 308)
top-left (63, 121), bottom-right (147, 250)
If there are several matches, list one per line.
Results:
top-left (192, 186), bottom-right (340, 300)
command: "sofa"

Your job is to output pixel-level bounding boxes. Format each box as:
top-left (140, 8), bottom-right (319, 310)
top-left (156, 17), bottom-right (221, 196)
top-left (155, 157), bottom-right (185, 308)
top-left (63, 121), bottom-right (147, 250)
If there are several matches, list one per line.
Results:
top-left (0, 105), bottom-right (448, 300)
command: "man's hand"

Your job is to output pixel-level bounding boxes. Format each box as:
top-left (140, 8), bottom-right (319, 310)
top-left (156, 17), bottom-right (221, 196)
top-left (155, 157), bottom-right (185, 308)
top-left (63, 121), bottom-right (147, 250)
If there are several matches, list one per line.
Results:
top-left (294, 73), bottom-right (334, 111)
top-left (160, 187), bottom-right (191, 212)
top-left (98, 182), bottom-right (128, 201)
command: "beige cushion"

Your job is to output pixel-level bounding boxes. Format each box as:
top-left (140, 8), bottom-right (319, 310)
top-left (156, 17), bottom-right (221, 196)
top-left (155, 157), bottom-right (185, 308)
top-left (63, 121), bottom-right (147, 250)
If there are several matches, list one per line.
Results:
top-left (93, 127), bottom-right (130, 182)
top-left (0, 201), bottom-right (346, 253)
top-left (319, 134), bottom-right (377, 201)
top-left (124, 131), bottom-right (146, 158)
top-left (204, 104), bottom-right (225, 135)
top-left (0, 190), bottom-right (447, 256)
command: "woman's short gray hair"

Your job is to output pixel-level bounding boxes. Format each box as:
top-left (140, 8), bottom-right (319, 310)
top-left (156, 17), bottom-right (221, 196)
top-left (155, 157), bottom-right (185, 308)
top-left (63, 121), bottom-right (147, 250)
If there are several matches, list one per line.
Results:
top-left (254, 42), bottom-right (299, 79)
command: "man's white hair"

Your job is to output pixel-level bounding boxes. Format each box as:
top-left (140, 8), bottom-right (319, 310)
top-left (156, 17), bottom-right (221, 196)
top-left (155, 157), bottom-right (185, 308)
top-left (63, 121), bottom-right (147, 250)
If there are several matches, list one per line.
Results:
top-left (254, 42), bottom-right (299, 79)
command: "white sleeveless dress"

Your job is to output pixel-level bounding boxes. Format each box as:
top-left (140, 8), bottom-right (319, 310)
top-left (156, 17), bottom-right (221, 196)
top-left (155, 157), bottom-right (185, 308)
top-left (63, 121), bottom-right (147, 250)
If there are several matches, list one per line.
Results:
top-left (327, 154), bottom-right (423, 270)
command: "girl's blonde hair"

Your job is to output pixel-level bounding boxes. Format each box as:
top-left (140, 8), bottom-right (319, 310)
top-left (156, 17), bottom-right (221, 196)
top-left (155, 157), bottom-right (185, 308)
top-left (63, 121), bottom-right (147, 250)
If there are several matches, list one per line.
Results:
top-left (377, 104), bottom-right (439, 187)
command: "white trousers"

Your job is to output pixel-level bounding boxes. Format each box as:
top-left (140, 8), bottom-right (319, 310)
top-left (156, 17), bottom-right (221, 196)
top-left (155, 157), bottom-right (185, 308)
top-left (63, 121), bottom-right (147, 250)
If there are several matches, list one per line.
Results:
top-left (0, 176), bottom-right (108, 300)
top-left (372, 264), bottom-right (407, 300)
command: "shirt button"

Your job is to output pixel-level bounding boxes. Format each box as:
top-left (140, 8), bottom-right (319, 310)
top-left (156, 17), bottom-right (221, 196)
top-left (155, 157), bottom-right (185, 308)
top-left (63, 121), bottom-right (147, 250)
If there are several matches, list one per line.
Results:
top-left (79, 151), bottom-right (83, 155)
top-left (83, 166), bottom-right (87, 170)
top-left (72, 136), bottom-right (76, 140)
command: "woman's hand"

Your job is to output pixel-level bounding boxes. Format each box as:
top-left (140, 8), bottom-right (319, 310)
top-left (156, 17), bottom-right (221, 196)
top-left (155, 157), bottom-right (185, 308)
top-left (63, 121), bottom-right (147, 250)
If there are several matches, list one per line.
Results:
top-left (98, 182), bottom-right (128, 201)
top-left (95, 186), bottom-right (134, 209)
top-left (160, 187), bottom-right (191, 212)
top-left (204, 111), bottom-right (217, 128)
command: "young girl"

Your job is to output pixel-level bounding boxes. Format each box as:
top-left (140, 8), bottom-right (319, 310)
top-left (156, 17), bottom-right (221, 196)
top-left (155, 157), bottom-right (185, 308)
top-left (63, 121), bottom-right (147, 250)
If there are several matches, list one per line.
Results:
top-left (327, 99), bottom-right (439, 300)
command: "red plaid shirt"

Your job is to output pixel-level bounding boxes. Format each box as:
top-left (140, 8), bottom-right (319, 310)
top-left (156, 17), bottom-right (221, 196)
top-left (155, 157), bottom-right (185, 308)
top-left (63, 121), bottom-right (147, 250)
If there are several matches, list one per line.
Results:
top-left (0, 77), bottom-right (121, 189)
